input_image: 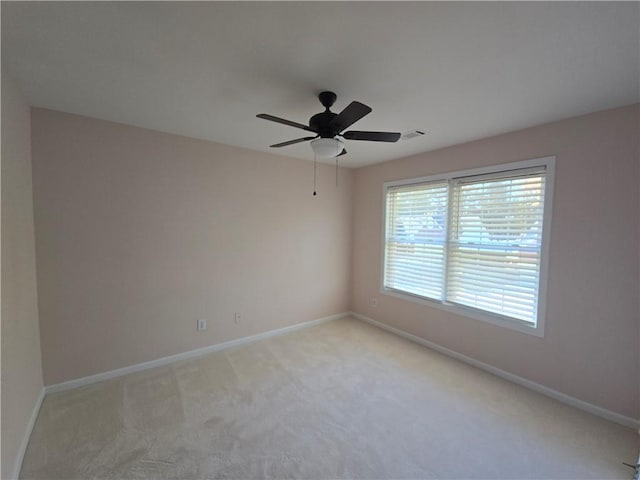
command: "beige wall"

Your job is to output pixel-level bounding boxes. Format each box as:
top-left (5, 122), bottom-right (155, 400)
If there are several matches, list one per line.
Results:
top-left (352, 104), bottom-right (640, 419)
top-left (25, 103), bottom-right (640, 421)
top-left (31, 109), bottom-right (352, 386)
top-left (1, 72), bottom-right (44, 479)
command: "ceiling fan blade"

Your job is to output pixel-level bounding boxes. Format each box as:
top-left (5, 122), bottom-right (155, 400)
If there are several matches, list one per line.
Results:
top-left (269, 136), bottom-right (316, 148)
top-left (343, 131), bottom-right (401, 142)
top-left (330, 101), bottom-right (372, 132)
top-left (257, 114), bottom-right (316, 133)
top-left (337, 148), bottom-right (347, 157)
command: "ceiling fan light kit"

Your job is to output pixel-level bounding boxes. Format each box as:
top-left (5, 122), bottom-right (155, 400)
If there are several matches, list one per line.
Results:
top-left (310, 137), bottom-right (345, 159)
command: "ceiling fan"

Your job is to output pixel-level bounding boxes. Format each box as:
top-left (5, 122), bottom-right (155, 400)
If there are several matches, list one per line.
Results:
top-left (256, 91), bottom-right (401, 159)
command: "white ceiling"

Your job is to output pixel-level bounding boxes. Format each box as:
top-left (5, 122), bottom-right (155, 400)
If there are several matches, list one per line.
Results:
top-left (2, 2), bottom-right (639, 167)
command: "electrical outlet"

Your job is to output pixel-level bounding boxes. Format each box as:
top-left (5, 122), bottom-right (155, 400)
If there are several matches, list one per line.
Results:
top-left (234, 312), bottom-right (241, 324)
top-left (371, 297), bottom-right (378, 307)
top-left (197, 319), bottom-right (207, 331)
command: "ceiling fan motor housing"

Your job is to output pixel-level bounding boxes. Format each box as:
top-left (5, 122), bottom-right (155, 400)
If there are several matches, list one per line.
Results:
top-left (310, 91), bottom-right (342, 137)
top-left (309, 111), bottom-right (338, 138)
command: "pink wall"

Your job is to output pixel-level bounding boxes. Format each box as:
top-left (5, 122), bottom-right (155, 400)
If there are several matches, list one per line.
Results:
top-left (30, 104), bottom-right (639, 420)
top-left (351, 104), bottom-right (640, 419)
top-left (1, 72), bottom-right (43, 479)
top-left (31, 109), bottom-right (352, 385)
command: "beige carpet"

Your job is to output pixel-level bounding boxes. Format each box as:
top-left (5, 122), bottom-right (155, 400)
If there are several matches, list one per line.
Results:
top-left (21, 317), bottom-right (638, 479)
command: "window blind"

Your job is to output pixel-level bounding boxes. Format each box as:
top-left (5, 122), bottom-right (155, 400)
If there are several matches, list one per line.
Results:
top-left (384, 181), bottom-right (448, 300)
top-left (383, 164), bottom-right (548, 328)
top-left (446, 168), bottom-right (546, 324)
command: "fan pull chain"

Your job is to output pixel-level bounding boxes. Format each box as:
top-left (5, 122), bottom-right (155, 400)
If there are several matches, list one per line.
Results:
top-left (313, 154), bottom-right (317, 196)
top-left (335, 157), bottom-right (338, 188)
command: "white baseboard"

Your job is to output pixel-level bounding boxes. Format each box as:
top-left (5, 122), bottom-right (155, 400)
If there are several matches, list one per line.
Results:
top-left (39, 310), bottom-right (640, 432)
top-left (350, 311), bottom-right (640, 431)
top-left (45, 312), bottom-right (349, 395)
top-left (12, 387), bottom-right (45, 480)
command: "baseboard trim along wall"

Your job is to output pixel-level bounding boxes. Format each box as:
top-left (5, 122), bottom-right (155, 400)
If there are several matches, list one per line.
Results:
top-left (350, 312), bottom-right (640, 431)
top-left (13, 387), bottom-right (45, 480)
top-left (45, 312), bottom-right (349, 394)
top-left (41, 311), bottom-right (640, 431)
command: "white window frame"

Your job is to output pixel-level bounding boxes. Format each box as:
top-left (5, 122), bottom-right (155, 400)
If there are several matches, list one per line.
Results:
top-left (381, 156), bottom-right (555, 337)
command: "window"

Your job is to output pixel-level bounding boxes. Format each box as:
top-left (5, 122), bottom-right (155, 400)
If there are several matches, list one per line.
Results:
top-left (383, 157), bottom-right (554, 336)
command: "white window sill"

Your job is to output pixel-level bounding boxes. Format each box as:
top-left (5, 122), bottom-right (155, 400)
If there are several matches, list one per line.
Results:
top-left (381, 287), bottom-right (545, 337)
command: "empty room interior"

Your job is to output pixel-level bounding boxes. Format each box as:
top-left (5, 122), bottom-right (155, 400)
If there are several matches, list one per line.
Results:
top-left (2, 2), bottom-right (640, 479)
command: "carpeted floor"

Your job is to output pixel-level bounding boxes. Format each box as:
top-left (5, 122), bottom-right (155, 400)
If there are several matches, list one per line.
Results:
top-left (21, 316), bottom-right (638, 479)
